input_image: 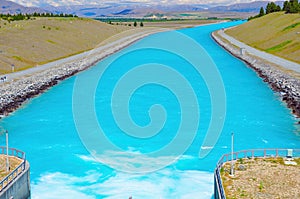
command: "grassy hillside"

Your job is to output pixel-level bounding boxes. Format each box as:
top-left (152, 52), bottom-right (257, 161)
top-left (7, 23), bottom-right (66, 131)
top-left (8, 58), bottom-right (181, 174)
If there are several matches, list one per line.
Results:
top-left (0, 17), bottom-right (131, 74)
top-left (226, 12), bottom-right (300, 64)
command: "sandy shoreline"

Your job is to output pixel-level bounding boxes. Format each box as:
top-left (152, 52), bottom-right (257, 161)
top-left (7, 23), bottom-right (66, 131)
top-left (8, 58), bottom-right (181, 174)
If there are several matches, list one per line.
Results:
top-left (212, 30), bottom-right (300, 120)
top-left (0, 27), bottom-right (166, 117)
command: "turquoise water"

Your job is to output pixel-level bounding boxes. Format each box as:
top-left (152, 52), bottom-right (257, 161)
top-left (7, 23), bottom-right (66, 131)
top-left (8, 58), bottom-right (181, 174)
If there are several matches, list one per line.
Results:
top-left (1, 21), bottom-right (299, 198)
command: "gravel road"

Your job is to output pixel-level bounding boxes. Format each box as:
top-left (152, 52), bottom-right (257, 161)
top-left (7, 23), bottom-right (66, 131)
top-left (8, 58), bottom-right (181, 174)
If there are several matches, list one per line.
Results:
top-left (218, 30), bottom-right (300, 73)
top-left (212, 30), bottom-right (300, 118)
top-left (0, 28), bottom-right (165, 116)
top-left (0, 28), bottom-right (165, 83)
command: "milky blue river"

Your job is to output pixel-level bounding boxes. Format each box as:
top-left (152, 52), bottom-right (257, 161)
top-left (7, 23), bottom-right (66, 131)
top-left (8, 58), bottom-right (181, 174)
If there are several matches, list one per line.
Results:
top-left (0, 21), bottom-right (299, 198)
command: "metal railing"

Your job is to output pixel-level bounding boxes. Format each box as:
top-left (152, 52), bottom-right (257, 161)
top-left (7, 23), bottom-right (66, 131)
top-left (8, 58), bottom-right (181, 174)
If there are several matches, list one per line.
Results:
top-left (0, 146), bottom-right (26, 192)
top-left (214, 148), bottom-right (300, 199)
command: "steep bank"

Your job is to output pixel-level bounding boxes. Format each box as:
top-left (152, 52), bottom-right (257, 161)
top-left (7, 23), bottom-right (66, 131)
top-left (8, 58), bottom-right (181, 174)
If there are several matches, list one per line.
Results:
top-left (225, 12), bottom-right (300, 64)
top-left (0, 19), bottom-right (220, 118)
top-left (0, 29), bottom-right (163, 117)
top-left (212, 30), bottom-right (300, 119)
top-left (0, 17), bottom-right (131, 74)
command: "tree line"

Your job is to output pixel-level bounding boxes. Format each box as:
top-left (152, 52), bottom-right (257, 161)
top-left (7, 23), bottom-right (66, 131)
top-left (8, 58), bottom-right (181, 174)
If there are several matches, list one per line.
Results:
top-left (106, 20), bottom-right (144, 27)
top-left (282, 0), bottom-right (300, 13)
top-left (0, 12), bottom-right (78, 22)
top-left (249, 0), bottom-right (300, 20)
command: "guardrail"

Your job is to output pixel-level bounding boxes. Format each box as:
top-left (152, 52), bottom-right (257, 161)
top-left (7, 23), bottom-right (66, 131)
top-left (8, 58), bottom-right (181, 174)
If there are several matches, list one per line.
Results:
top-left (214, 148), bottom-right (300, 199)
top-left (0, 146), bottom-right (26, 192)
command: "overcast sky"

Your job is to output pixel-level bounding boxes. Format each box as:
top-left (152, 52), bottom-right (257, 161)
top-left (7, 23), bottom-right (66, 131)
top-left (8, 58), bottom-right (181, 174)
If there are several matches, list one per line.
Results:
top-left (10, 0), bottom-right (271, 7)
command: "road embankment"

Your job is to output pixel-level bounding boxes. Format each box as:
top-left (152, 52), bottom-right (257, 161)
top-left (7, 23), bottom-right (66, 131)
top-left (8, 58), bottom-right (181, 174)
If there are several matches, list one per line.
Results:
top-left (212, 30), bottom-right (300, 119)
top-left (0, 28), bottom-right (164, 117)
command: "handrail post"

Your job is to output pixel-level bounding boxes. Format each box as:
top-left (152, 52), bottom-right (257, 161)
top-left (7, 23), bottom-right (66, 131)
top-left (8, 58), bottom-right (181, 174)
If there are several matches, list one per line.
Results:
top-left (230, 132), bottom-right (234, 176)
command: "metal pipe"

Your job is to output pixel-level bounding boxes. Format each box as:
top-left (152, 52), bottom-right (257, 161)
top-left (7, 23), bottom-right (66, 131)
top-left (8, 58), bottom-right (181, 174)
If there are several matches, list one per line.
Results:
top-left (230, 132), bottom-right (234, 176)
top-left (6, 130), bottom-right (9, 172)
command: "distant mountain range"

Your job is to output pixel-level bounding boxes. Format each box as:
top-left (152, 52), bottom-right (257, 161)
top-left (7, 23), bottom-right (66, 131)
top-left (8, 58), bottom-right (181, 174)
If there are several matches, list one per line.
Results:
top-left (210, 1), bottom-right (284, 12)
top-left (0, 0), bottom-right (46, 14)
top-left (0, 0), bottom-right (284, 18)
top-left (43, 3), bottom-right (209, 18)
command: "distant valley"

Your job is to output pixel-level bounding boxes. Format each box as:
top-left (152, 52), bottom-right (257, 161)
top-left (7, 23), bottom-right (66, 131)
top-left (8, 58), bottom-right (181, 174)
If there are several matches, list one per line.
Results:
top-left (0, 0), bottom-right (284, 19)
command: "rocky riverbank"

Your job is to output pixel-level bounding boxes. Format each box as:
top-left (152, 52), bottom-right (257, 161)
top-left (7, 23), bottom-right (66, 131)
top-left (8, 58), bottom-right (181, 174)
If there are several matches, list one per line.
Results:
top-left (0, 65), bottom-right (79, 116)
top-left (212, 30), bottom-right (300, 119)
top-left (0, 29), bottom-right (161, 118)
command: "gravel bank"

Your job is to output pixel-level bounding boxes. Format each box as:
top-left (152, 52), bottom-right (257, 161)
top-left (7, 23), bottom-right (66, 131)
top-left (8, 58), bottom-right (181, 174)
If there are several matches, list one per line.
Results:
top-left (212, 30), bottom-right (300, 120)
top-left (0, 29), bottom-right (163, 117)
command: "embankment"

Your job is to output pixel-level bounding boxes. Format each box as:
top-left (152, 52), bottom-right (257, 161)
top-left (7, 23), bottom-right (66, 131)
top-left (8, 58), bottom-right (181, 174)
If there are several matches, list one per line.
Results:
top-left (0, 29), bottom-right (163, 117)
top-left (212, 30), bottom-right (300, 119)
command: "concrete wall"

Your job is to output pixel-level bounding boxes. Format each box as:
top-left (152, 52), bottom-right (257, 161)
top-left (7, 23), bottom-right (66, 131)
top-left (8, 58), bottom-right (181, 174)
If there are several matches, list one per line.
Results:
top-left (0, 162), bottom-right (30, 199)
top-left (214, 172), bottom-right (220, 199)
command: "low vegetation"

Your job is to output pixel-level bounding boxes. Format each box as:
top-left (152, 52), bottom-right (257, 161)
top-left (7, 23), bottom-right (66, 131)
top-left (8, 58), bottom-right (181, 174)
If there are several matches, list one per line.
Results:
top-left (0, 155), bottom-right (23, 181)
top-left (105, 20), bottom-right (144, 27)
top-left (0, 12), bottom-right (77, 22)
top-left (0, 16), bottom-right (218, 74)
top-left (0, 17), bottom-right (131, 74)
top-left (221, 157), bottom-right (300, 198)
top-left (226, 12), bottom-right (300, 63)
top-left (98, 18), bottom-right (223, 29)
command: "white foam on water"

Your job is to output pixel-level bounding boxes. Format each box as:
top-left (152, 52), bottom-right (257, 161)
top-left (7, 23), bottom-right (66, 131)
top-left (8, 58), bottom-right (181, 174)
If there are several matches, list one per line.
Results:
top-left (76, 154), bottom-right (98, 163)
top-left (179, 155), bottom-right (195, 160)
top-left (31, 172), bottom-right (98, 199)
top-left (83, 150), bottom-right (181, 173)
top-left (262, 139), bottom-right (268, 144)
top-left (93, 169), bottom-right (214, 198)
top-left (201, 146), bottom-right (213, 150)
top-left (31, 168), bottom-right (214, 199)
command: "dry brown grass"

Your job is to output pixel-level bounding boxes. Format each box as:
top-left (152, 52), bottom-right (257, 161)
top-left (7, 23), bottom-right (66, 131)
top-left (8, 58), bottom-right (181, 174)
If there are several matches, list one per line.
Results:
top-left (0, 155), bottom-right (23, 180)
top-left (0, 17), bottom-right (132, 74)
top-left (221, 157), bottom-right (300, 199)
top-left (226, 12), bottom-right (300, 64)
top-left (0, 18), bottom-right (221, 75)
top-left (213, 30), bottom-right (300, 80)
top-left (144, 19), bottom-right (223, 29)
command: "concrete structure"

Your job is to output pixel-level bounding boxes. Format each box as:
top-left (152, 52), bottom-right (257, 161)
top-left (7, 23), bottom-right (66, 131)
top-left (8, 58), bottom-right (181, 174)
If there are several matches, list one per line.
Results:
top-left (214, 148), bottom-right (300, 199)
top-left (0, 147), bottom-right (30, 199)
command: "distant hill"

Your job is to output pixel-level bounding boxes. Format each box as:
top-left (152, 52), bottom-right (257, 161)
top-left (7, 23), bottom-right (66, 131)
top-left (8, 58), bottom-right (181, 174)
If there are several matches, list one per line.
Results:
top-left (0, 17), bottom-right (130, 74)
top-left (209, 1), bottom-right (284, 13)
top-left (0, 0), bottom-right (285, 18)
top-left (226, 12), bottom-right (300, 64)
top-left (0, 0), bottom-right (46, 14)
top-left (43, 2), bottom-right (264, 18)
top-left (43, 3), bottom-right (208, 18)
top-left (48, 1), bottom-right (285, 18)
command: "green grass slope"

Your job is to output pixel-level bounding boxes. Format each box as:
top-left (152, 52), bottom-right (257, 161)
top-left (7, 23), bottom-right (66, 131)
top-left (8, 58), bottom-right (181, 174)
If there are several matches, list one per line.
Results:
top-left (0, 17), bottom-right (131, 74)
top-left (226, 12), bottom-right (300, 64)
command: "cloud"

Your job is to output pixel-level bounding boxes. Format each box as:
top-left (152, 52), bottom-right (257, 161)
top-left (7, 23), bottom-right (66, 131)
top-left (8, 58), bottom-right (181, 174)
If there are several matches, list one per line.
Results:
top-left (31, 168), bottom-right (214, 198)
